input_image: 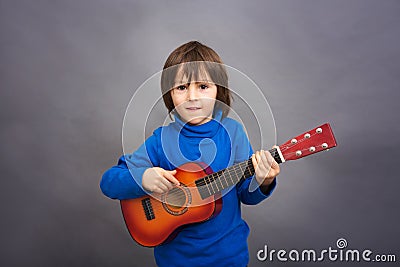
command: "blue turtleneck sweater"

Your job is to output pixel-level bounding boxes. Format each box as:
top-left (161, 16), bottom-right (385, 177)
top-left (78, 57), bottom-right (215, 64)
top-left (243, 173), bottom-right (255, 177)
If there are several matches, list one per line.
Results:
top-left (100, 110), bottom-right (277, 267)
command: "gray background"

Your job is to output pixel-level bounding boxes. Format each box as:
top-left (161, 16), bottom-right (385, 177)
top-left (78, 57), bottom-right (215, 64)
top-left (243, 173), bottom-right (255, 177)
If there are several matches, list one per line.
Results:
top-left (1, 0), bottom-right (399, 266)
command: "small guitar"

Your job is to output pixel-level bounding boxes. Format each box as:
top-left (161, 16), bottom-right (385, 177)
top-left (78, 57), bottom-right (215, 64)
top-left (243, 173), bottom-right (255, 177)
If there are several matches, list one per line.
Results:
top-left (121, 123), bottom-right (337, 247)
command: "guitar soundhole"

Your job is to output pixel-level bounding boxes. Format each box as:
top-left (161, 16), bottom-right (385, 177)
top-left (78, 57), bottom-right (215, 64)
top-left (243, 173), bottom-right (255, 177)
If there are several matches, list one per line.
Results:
top-left (162, 186), bottom-right (192, 216)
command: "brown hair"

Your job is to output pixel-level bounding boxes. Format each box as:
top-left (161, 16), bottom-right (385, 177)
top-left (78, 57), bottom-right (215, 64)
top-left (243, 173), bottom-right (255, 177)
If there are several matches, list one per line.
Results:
top-left (161, 41), bottom-right (231, 118)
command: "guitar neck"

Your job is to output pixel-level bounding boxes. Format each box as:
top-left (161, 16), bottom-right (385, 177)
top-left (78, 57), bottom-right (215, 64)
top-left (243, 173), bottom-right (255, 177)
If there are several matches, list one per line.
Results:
top-left (195, 148), bottom-right (283, 199)
top-left (194, 123), bottom-right (337, 200)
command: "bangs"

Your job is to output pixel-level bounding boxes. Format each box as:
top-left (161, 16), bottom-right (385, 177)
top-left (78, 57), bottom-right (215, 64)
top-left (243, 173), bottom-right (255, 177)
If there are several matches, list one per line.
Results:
top-left (162, 62), bottom-right (228, 92)
top-left (174, 62), bottom-right (214, 87)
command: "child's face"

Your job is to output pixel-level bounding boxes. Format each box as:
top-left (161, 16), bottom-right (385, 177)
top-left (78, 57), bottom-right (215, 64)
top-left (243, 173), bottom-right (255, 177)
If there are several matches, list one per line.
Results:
top-left (171, 79), bottom-right (217, 125)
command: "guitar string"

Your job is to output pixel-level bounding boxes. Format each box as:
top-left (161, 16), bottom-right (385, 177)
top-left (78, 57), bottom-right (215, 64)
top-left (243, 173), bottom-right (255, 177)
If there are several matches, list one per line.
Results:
top-left (151, 138), bottom-right (327, 203)
top-left (147, 159), bottom-right (256, 207)
top-left (148, 147), bottom-right (279, 202)
top-left (146, 143), bottom-right (328, 212)
top-left (169, 158), bottom-right (253, 193)
top-left (146, 165), bottom-right (257, 214)
top-left (147, 147), bottom-right (324, 213)
top-left (157, 143), bottom-right (327, 204)
top-left (147, 172), bottom-right (245, 211)
top-left (144, 160), bottom-right (253, 211)
top-left (148, 135), bottom-right (330, 205)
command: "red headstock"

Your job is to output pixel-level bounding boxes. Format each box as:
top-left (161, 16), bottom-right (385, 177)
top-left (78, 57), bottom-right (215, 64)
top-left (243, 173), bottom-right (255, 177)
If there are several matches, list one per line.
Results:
top-left (278, 123), bottom-right (337, 162)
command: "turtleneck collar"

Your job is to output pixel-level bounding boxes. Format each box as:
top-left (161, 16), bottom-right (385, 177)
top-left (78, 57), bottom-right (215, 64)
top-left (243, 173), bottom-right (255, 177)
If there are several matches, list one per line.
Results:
top-left (172, 109), bottom-right (223, 138)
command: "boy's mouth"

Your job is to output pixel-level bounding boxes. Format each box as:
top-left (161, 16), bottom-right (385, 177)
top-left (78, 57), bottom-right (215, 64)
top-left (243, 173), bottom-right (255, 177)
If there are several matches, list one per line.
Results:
top-left (186, 107), bottom-right (201, 110)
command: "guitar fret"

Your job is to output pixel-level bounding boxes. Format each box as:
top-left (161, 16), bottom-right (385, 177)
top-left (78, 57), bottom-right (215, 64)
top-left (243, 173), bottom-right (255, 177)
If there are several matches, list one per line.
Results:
top-left (217, 171), bottom-right (225, 190)
top-left (220, 171), bottom-right (230, 188)
top-left (209, 173), bottom-right (218, 193)
top-left (198, 179), bottom-right (210, 199)
top-left (232, 167), bottom-right (241, 183)
top-left (209, 174), bottom-right (217, 194)
top-left (237, 163), bottom-right (244, 180)
top-left (238, 161), bottom-right (247, 179)
top-left (228, 166), bottom-right (236, 185)
top-left (212, 172), bottom-right (220, 192)
top-left (214, 172), bottom-right (221, 190)
top-left (227, 168), bottom-right (237, 185)
top-left (195, 148), bottom-right (288, 200)
top-left (204, 175), bottom-right (213, 195)
top-left (202, 182), bottom-right (210, 198)
top-left (246, 163), bottom-right (252, 178)
top-left (246, 161), bottom-right (255, 177)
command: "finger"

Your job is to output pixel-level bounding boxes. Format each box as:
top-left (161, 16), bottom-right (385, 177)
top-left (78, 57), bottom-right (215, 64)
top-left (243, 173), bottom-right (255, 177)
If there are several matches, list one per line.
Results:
top-left (271, 158), bottom-right (279, 168)
top-left (159, 177), bottom-right (174, 190)
top-left (155, 187), bottom-right (167, 194)
top-left (156, 180), bottom-right (170, 192)
top-left (263, 150), bottom-right (273, 167)
top-left (271, 159), bottom-right (280, 175)
top-left (257, 151), bottom-right (266, 172)
top-left (266, 151), bottom-right (279, 176)
top-left (164, 170), bottom-right (180, 186)
top-left (266, 151), bottom-right (280, 177)
top-left (266, 149), bottom-right (279, 169)
top-left (255, 151), bottom-right (267, 173)
top-left (257, 152), bottom-right (270, 176)
top-left (254, 152), bottom-right (260, 169)
top-left (251, 154), bottom-right (258, 169)
top-left (258, 150), bottom-right (273, 179)
top-left (251, 154), bottom-right (263, 185)
top-left (255, 151), bottom-right (262, 164)
top-left (258, 150), bottom-right (268, 169)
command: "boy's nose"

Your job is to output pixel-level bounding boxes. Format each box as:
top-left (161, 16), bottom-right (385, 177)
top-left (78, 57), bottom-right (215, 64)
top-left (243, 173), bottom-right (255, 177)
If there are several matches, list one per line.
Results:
top-left (187, 85), bottom-right (198, 101)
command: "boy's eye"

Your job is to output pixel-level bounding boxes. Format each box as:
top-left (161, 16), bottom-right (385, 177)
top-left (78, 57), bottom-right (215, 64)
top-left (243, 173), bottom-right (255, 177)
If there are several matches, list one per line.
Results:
top-left (176, 85), bottom-right (187, 91)
top-left (200, 84), bottom-right (208, 90)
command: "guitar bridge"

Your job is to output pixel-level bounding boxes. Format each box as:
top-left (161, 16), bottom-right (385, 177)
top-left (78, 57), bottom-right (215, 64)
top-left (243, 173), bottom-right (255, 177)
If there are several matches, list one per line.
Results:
top-left (142, 198), bottom-right (155, 220)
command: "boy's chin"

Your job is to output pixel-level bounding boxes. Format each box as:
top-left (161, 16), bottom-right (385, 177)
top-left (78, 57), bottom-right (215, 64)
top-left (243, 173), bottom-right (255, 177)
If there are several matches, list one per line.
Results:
top-left (185, 116), bottom-right (211, 126)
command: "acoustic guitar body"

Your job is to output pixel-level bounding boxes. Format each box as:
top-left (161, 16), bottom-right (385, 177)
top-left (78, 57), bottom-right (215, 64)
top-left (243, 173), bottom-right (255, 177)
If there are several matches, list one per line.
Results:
top-left (120, 162), bottom-right (222, 247)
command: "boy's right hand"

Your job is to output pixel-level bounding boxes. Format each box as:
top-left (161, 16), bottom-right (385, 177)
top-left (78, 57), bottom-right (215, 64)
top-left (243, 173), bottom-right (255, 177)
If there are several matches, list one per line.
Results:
top-left (142, 167), bottom-right (180, 194)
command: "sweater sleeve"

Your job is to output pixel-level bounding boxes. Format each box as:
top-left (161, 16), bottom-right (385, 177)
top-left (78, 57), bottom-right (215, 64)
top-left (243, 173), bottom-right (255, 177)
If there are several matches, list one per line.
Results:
top-left (233, 122), bottom-right (277, 205)
top-left (100, 132), bottom-right (160, 200)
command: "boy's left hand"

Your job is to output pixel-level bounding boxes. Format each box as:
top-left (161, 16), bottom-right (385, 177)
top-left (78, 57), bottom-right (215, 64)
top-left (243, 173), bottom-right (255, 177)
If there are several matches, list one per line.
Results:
top-left (251, 147), bottom-right (280, 187)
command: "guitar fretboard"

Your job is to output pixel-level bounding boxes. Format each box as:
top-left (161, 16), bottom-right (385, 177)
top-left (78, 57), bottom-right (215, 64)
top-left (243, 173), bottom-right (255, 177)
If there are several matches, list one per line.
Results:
top-left (195, 148), bottom-right (282, 199)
